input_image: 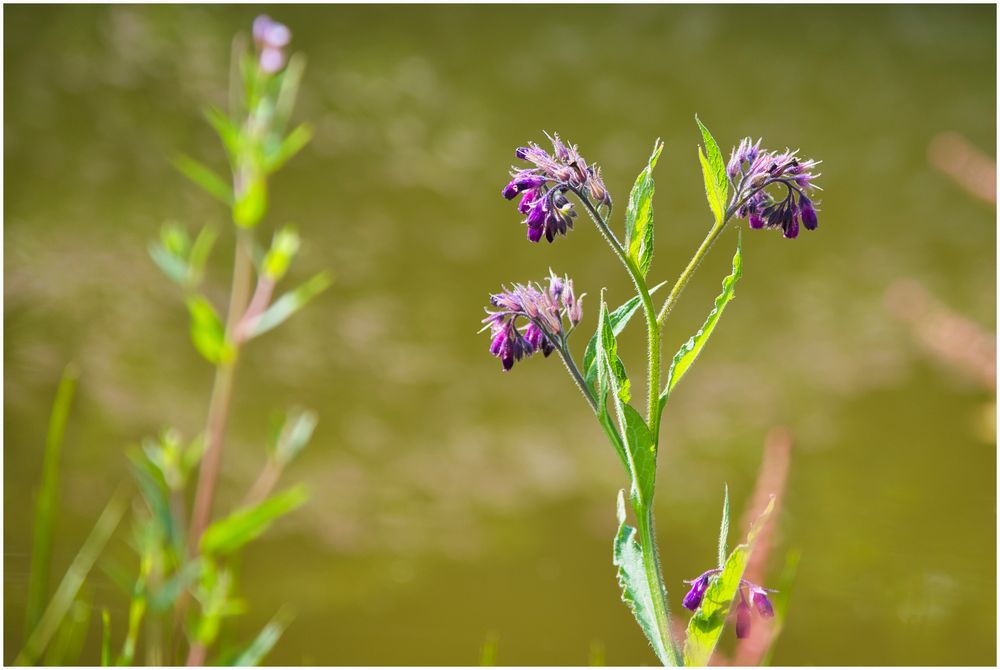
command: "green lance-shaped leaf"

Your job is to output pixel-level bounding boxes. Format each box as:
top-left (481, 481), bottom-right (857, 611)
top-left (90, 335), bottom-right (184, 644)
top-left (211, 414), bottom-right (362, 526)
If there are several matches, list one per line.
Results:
top-left (26, 364), bottom-right (78, 637)
top-left (613, 490), bottom-right (672, 666)
top-left (621, 405), bottom-right (656, 506)
top-left (718, 484), bottom-right (730, 570)
top-left (187, 225), bottom-right (219, 285)
top-left (624, 140), bottom-right (664, 278)
top-left (683, 497), bottom-right (775, 666)
top-left (268, 408), bottom-right (318, 467)
top-left (186, 296), bottom-right (234, 364)
top-left (595, 295), bottom-right (631, 412)
top-left (583, 281), bottom-right (667, 393)
top-left (696, 116), bottom-right (728, 225)
top-left (204, 106), bottom-right (241, 161)
top-left (245, 271), bottom-right (332, 339)
top-left (264, 123), bottom-right (313, 174)
top-left (173, 154), bottom-right (234, 206)
top-left (200, 485), bottom-right (309, 556)
top-left (231, 607), bottom-right (294, 666)
top-left (660, 234), bottom-right (742, 410)
top-left (233, 174), bottom-right (268, 229)
top-left (262, 226), bottom-right (301, 282)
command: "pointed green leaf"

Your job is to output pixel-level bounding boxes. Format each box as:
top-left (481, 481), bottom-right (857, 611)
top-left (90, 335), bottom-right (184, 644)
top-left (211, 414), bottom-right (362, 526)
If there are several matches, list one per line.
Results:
top-left (264, 123), bottom-right (313, 174)
top-left (245, 271), bottom-right (332, 339)
top-left (621, 405), bottom-right (656, 505)
top-left (186, 296), bottom-right (233, 364)
top-left (173, 154), bottom-right (233, 206)
top-left (262, 226), bottom-right (301, 282)
top-left (231, 608), bottom-right (293, 666)
top-left (204, 106), bottom-right (241, 160)
top-left (200, 485), bottom-right (309, 556)
top-left (613, 490), bottom-right (671, 666)
top-left (624, 140), bottom-right (664, 278)
top-left (683, 497), bottom-right (775, 666)
top-left (718, 485), bottom-right (730, 570)
top-left (595, 296), bottom-right (631, 410)
top-left (233, 175), bottom-right (268, 228)
top-left (583, 281), bottom-right (667, 392)
top-left (660, 235), bottom-right (742, 409)
top-left (187, 225), bottom-right (219, 285)
top-left (696, 116), bottom-right (727, 225)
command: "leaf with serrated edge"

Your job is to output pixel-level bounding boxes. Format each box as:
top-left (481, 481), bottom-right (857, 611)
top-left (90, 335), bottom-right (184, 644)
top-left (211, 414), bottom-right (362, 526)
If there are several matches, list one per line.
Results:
top-left (683, 497), bottom-right (775, 666)
top-left (613, 490), bottom-right (672, 666)
top-left (718, 485), bottom-right (730, 570)
top-left (660, 235), bottom-right (742, 410)
top-left (696, 116), bottom-right (727, 225)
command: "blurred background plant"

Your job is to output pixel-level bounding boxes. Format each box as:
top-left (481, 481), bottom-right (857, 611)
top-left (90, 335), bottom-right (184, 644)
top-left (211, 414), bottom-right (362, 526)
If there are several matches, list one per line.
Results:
top-left (12, 15), bottom-right (327, 666)
top-left (4, 5), bottom-right (996, 665)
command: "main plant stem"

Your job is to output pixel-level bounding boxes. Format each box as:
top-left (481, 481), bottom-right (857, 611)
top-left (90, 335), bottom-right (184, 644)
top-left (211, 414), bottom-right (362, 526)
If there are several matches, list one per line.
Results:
top-left (188, 229), bottom-right (254, 552)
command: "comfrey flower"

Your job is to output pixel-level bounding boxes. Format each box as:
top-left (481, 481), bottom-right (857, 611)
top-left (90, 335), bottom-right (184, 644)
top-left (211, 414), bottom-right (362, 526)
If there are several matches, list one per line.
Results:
top-left (252, 15), bottom-right (292, 74)
top-left (481, 270), bottom-right (584, 371)
top-left (727, 137), bottom-right (822, 239)
top-left (682, 569), bottom-right (775, 639)
top-left (501, 133), bottom-right (611, 243)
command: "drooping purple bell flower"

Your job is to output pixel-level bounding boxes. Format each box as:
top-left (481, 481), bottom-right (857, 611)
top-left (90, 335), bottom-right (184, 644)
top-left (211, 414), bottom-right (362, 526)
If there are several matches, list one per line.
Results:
top-left (727, 137), bottom-right (822, 239)
top-left (501, 133), bottom-right (610, 243)
top-left (481, 271), bottom-right (585, 371)
top-left (682, 569), bottom-right (719, 610)
top-left (681, 570), bottom-right (776, 639)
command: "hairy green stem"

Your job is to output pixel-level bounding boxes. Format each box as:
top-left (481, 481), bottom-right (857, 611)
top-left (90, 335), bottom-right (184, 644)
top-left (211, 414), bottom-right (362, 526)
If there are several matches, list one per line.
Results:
top-left (655, 216), bottom-right (727, 328)
top-left (637, 503), bottom-right (680, 666)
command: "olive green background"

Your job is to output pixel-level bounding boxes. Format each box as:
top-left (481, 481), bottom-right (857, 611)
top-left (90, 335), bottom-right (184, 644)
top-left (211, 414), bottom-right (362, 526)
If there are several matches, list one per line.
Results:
top-left (4, 4), bottom-right (996, 665)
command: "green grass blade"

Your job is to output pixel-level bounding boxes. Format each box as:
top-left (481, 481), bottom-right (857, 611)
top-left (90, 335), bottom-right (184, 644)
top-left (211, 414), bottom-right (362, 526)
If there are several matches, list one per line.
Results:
top-left (101, 609), bottom-right (112, 667)
top-left (17, 486), bottom-right (130, 665)
top-left (43, 597), bottom-right (90, 665)
top-left (25, 363), bottom-right (79, 636)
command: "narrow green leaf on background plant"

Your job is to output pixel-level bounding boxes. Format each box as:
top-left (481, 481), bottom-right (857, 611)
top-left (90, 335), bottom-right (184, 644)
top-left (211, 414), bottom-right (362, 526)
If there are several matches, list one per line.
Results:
top-left (613, 490), bottom-right (672, 666)
top-left (262, 226), bottom-right (301, 281)
top-left (44, 598), bottom-right (90, 666)
top-left (718, 485), bottom-right (730, 570)
top-left (233, 175), bottom-right (268, 228)
top-left (695, 116), bottom-right (727, 225)
top-left (583, 281), bottom-right (667, 392)
top-left (101, 609), bottom-right (111, 667)
top-left (200, 485), bottom-right (309, 556)
top-left (187, 225), bottom-right (220, 285)
top-left (173, 154), bottom-right (233, 206)
top-left (624, 140), bottom-right (664, 278)
top-left (269, 408), bottom-right (318, 467)
top-left (245, 271), bottom-right (332, 339)
top-left (273, 54), bottom-right (306, 135)
top-left (232, 608), bottom-right (294, 666)
top-left (151, 560), bottom-right (203, 612)
top-left (17, 487), bottom-right (130, 666)
top-left (660, 234), bottom-right (742, 409)
top-left (265, 123), bottom-right (313, 174)
top-left (683, 497), bottom-right (776, 666)
top-left (116, 550), bottom-right (151, 666)
top-left (26, 363), bottom-right (79, 637)
top-left (186, 296), bottom-right (233, 364)
top-left (204, 106), bottom-right (241, 160)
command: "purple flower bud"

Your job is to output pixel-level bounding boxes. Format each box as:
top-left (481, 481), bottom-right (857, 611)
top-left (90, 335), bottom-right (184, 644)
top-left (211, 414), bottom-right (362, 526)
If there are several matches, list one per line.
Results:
top-left (799, 195), bottom-right (818, 230)
top-left (527, 224), bottom-right (544, 243)
top-left (518, 189), bottom-right (539, 214)
top-left (749, 586), bottom-right (775, 618)
top-left (783, 212), bottom-right (800, 239)
top-left (489, 330), bottom-right (506, 356)
top-left (682, 571), bottom-right (716, 611)
top-left (748, 212), bottom-right (765, 229)
top-left (259, 47), bottom-right (286, 74)
top-left (515, 147), bottom-right (530, 160)
top-left (735, 598), bottom-right (752, 639)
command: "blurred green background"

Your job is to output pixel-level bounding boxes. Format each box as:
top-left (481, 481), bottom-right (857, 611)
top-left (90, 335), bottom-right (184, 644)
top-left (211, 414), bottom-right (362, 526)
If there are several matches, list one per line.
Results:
top-left (4, 4), bottom-right (996, 665)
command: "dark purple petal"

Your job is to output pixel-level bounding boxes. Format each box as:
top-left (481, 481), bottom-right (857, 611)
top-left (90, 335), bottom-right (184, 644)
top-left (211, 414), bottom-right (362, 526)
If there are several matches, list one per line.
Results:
top-left (783, 214), bottom-right (800, 239)
top-left (527, 225), bottom-right (543, 243)
top-left (515, 146), bottom-right (529, 160)
top-left (518, 189), bottom-right (539, 214)
top-left (799, 195), bottom-right (818, 230)
top-left (682, 575), bottom-right (710, 611)
top-left (750, 586), bottom-right (775, 618)
top-left (489, 331), bottom-right (506, 356)
top-left (735, 599), bottom-right (752, 639)
top-left (748, 212), bottom-right (765, 229)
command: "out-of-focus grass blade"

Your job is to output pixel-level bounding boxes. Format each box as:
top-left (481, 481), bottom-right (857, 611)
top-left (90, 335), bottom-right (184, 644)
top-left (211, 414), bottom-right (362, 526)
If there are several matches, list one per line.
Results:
top-left (43, 597), bottom-right (90, 665)
top-left (478, 630), bottom-right (499, 666)
top-left (231, 607), bottom-right (293, 666)
top-left (273, 53), bottom-right (306, 135)
top-left (25, 363), bottom-right (79, 636)
top-left (101, 609), bottom-right (112, 667)
top-left (17, 486), bottom-right (130, 665)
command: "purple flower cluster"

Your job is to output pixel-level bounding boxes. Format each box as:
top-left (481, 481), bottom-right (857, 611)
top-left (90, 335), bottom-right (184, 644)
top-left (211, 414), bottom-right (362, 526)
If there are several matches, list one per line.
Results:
top-left (481, 270), bottom-right (584, 371)
top-left (727, 137), bottom-right (822, 239)
top-left (501, 133), bottom-right (610, 243)
top-left (682, 569), bottom-right (775, 639)
top-left (252, 15), bottom-right (292, 74)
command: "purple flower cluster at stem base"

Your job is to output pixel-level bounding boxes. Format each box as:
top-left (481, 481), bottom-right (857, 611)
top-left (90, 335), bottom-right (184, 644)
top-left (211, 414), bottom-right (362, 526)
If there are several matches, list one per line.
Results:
top-left (501, 133), bottom-right (610, 243)
top-left (481, 270), bottom-right (584, 371)
top-left (728, 137), bottom-right (822, 239)
top-left (682, 569), bottom-right (776, 639)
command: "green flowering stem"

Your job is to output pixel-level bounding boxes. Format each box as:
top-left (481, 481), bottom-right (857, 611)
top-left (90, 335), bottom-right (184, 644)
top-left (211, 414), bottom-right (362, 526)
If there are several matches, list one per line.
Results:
top-left (568, 187), bottom-right (662, 437)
